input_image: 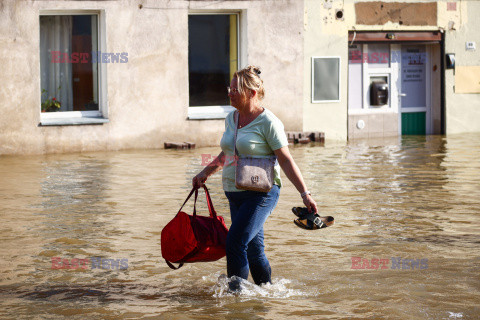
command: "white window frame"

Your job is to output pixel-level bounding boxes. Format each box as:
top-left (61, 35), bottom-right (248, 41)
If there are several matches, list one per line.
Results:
top-left (311, 56), bottom-right (341, 103)
top-left (187, 11), bottom-right (243, 120)
top-left (349, 44), bottom-right (399, 115)
top-left (364, 73), bottom-right (391, 109)
top-left (39, 10), bottom-right (108, 126)
top-left (363, 44), bottom-right (393, 111)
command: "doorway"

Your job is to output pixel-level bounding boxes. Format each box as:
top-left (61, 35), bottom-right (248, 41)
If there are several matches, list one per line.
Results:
top-left (399, 45), bottom-right (429, 135)
top-left (347, 37), bottom-right (442, 139)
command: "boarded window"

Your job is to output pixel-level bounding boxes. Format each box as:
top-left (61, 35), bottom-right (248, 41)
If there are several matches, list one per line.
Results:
top-left (312, 57), bottom-right (340, 103)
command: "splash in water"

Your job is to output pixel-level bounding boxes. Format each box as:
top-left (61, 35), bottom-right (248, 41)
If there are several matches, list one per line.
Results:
top-left (202, 272), bottom-right (309, 299)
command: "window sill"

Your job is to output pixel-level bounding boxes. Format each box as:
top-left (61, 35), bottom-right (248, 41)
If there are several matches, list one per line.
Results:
top-left (39, 116), bottom-right (109, 126)
top-left (187, 105), bottom-right (235, 120)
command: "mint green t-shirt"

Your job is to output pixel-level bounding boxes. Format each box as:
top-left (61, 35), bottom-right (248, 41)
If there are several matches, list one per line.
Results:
top-left (220, 108), bottom-right (289, 192)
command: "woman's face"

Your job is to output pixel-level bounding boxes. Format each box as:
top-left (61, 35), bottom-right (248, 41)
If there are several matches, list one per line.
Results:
top-left (228, 77), bottom-right (244, 109)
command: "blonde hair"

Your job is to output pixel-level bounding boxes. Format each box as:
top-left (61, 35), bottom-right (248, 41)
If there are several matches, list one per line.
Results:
top-left (234, 65), bottom-right (265, 100)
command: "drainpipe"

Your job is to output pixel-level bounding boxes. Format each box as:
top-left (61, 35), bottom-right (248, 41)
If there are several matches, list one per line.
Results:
top-left (440, 32), bottom-right (446, 135)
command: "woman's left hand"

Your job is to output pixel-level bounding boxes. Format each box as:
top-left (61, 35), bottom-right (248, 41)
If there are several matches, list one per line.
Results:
top-left (303, 194), bottom-right (318, 213)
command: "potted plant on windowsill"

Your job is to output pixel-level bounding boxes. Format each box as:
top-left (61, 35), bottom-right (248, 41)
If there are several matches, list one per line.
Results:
top-left (41, 88), bottom-right (61, 112)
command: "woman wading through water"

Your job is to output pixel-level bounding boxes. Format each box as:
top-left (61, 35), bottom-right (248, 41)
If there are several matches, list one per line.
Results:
top-left (192, 65), bottom-right (317, 292)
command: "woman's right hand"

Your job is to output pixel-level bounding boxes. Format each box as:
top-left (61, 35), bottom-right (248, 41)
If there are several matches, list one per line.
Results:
top-left (192, 171), bottom-right (208, 189)
top-left (303, 194), bottom-right (318, 214)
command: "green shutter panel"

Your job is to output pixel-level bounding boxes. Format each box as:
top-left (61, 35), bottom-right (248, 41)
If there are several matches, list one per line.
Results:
top-left (402, 112), bottom-right (426, 135)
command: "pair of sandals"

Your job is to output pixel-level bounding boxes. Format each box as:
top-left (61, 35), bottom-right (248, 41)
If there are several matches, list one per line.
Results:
top-left (292, 207), bottom-right (334, 230)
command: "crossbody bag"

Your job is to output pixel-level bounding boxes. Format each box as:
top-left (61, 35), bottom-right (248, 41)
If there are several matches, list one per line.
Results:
top-left (233, 111), bottom-right (277, 192)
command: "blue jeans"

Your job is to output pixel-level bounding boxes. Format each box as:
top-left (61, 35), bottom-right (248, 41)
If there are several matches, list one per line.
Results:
top-left (224, 185), bottom-right (280, 290)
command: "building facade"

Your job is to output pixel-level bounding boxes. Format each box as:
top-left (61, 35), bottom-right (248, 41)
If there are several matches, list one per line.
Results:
top-left (304, 0), bottom-right (480, 140)
top-left (0, 0), bottom-right (479, 155)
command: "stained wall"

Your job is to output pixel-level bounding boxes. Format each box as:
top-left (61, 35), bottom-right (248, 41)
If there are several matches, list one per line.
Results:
top-left (0, 0), bottom-right (304, 155)
top-left (303, 0), bottom-right (480, 141)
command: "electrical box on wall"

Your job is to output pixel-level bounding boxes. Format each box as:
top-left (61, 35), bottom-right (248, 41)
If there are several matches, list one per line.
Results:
top-left (446, 54), bottom-right (455, 69)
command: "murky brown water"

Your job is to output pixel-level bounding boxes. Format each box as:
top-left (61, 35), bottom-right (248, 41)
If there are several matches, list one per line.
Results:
top-left (1, 134), bottom-right (479, 319)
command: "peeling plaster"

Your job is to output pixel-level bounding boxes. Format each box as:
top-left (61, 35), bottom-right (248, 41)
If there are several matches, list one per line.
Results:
top-left (355, 2), bottom-right (437, 26)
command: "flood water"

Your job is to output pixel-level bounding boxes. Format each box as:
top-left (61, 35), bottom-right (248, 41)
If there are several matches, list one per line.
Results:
top-left (0, 134), bottom-right (479, 319)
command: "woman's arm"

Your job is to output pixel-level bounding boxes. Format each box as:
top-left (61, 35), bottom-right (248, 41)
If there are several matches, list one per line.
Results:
top-left (274, 146), bottom-right (318, 213)
top-left (192, 151), bottom-right (225, 188)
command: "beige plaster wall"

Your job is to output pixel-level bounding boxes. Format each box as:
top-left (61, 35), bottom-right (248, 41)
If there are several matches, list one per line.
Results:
top-left (303, 0), bottom-right (442, 142)
top-left (303, 0), bottom-right (349, 141)
top-left (0, 0), bottom-right (304, 155)
top-left (444, 0), bottom-right (480, 134)
top-left (307, 0), bottom-right (480, 141)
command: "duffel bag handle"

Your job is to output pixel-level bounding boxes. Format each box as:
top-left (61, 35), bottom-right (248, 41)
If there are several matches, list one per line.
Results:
top-left (177, 186), bottom-right (218, 219)
top-left (165, 260), bottom-right (184, 270)
top-left (192, 186), bottom-right (218, 218)
top-left (177, 187), bottom-right (196, 214)
top-left (202, 185), bottom-right (218, 219)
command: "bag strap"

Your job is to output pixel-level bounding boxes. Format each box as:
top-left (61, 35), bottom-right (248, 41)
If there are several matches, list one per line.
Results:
top-left (177, 187), bottom-right (196, 214)
top-left (194, 186), bottom-right (218, 218)
top-left (202, 185), bottom-right (218, 218)
top-left (233, 110), bottom-right (276, 160)
top-left (177, 186), bottom-right (218, 219)
top-left (165, 260), bottom-right (184, 270)
top-left (193, 188), bottom-right (199, 217)
top-left (233, 111), bottom-right (240, 157)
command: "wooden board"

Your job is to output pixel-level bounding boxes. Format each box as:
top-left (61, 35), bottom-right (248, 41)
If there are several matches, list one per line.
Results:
top-left (455, 66), bottom-right (480, 94)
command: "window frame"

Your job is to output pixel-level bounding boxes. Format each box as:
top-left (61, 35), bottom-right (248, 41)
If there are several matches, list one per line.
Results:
top-left (187, 11), bottom-right (241, 120)
top-left (311, 56), bottom-right (341, 103)
top-left (39, 10), bottom-right (108, 126)
top-left (362, 44), bottom-right (396, 112)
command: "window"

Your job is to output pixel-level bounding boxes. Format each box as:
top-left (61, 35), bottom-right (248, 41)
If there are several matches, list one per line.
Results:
top-left (363, 44), bottom-right (394, 110)
top-left (39, 12), bottom-right (107, 125)
top-left (188, 13), bottom-right (238, 116)
top-left (348, 44), bottom-right (396, 112)
top-left (312, 57), bottom-right (340, 103)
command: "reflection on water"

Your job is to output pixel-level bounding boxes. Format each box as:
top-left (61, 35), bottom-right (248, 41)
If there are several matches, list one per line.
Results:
top-left (1, 134), bottom-right (479, 319)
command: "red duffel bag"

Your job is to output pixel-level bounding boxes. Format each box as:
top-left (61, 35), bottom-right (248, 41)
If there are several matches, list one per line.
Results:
top-left (161, 185), bottom-right (229, 270)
